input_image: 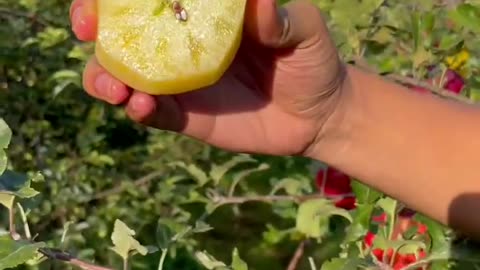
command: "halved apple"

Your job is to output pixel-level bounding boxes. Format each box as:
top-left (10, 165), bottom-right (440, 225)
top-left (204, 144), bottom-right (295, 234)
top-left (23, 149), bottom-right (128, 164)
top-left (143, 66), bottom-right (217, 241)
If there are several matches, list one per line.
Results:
top-left (95, 0), bottom-right (247, 95)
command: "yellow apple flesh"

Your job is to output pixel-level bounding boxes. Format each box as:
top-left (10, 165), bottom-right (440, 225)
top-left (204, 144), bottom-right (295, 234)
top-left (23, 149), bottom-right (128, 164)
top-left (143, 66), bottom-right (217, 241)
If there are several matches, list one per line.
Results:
top-left (95, 0), bottom-right (246, 95)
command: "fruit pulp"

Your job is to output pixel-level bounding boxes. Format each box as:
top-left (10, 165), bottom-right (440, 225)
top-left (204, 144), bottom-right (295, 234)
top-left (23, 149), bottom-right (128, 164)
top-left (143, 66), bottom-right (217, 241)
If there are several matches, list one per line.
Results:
top-left (95, 0), bottom-right (247, 95)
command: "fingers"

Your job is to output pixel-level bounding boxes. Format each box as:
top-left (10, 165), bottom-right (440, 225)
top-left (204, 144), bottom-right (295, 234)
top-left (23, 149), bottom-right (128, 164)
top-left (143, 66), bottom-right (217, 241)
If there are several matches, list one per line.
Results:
top-left (70, 0), bottom-right (98, 41)
top-left (245, 0), bottom-right (329, 49)
top-left (83, 57), bottom-right (184, 131)
top-left (125, 92), bottom-right (185, 132)
top-left (83, 57), bottom-right (131, 105)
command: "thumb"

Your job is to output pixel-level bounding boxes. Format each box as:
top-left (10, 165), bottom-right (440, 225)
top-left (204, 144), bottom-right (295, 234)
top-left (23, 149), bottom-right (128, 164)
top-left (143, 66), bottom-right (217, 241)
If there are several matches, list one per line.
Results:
top-left (245, 0), bottom-right (331, 49)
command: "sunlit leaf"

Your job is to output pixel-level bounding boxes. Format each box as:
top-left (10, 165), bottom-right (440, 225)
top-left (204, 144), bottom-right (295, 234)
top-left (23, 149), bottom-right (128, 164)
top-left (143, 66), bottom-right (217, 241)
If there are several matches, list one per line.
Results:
top-left (0, 119), bottom-right (12, 150)
top-left (195, 250), bottom-right (227, 270)
top-left (320, 257), bottom-right (368, 270)
top-left (110, 219), bottom-right (148, 260)
top-left (209, 155), bottom-right (257, 185)
top-left (231, 248), bottom-right (248, 270)
top-left (296, 198), bottom-right (352, 239)
top-left (377, 197), bottom-right (397, 238)
top-left (0, 150), bottom-right (7, 176)
top-left (0, 236), bottom-right (45, 270)
top-left (169, 161), bottom-right (209, 186)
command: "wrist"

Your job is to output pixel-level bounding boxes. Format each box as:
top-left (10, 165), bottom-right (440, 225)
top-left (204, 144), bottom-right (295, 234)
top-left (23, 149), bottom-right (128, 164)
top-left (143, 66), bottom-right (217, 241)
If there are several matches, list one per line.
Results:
top-left (302, 64), bottom-right (359, 167)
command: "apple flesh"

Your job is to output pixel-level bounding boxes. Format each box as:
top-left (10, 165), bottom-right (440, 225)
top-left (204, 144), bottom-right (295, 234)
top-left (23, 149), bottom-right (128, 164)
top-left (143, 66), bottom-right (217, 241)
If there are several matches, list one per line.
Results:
top-left (95, 0), bottom-right (247, 95)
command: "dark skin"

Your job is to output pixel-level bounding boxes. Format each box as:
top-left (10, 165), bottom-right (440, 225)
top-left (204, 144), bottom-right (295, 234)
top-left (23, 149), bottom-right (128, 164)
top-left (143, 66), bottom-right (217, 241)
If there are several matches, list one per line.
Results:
top-left (71, 0), bottom-right (480, 240)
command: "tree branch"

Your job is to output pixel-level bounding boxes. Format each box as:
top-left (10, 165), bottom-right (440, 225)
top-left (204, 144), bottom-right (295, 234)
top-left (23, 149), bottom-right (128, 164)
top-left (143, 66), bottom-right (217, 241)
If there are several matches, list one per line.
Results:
top-left (351, 57), bottom-right (474, 104)
top-left (210, 192), bottom-right (354, 206)
top-left (39, 248), bottom-right (114, 270)
top-left (385, 73), bottom-right (474, 104)
top-left (9, 206), bottom-right (21, 240)
top-left (287, 240), bottom-right (308, 270)
top-left (0, 7), bottom-right (52, 27)
top-left (91, 170), bottom-right (164, 201)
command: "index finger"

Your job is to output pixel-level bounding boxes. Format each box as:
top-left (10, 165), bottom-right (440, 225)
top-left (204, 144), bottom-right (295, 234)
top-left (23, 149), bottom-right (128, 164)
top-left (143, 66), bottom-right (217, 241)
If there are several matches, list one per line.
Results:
top-left (70, 0), bottom-right (98, 41)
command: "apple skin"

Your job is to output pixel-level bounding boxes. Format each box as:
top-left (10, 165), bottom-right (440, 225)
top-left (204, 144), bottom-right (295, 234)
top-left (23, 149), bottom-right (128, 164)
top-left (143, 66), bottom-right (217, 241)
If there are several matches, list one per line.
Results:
top-left (444, 69), bottom-right (465, 94)
top-left (315, 167), bottom-right (356, 210)
top-left (408, 68), bottom-right (465, 95)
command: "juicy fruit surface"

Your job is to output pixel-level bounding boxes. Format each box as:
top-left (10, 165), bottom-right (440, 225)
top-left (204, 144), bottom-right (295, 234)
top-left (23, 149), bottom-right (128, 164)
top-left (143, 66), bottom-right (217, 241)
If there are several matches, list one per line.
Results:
top-left (95, 0), bottom-right (246, 95)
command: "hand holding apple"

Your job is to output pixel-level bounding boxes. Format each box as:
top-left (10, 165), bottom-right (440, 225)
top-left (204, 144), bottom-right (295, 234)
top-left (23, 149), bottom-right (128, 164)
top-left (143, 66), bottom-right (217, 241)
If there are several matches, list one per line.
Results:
top-left (69, 0), bottom-right (347, 157)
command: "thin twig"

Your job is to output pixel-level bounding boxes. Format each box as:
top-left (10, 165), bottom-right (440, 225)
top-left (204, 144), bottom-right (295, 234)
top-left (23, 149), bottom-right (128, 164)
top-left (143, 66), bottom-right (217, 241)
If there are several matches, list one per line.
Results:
top-left (91, 171), bottom-right (164, 201)
top-left (211, 192), bottom-right (354, 206)
top-left (308, 257), bottom-right (317, 270)
top-left (287, 240), bottom-right (308, 270)
top-left (351, 57), bottom-right (475, 104)
top-left (39, 248), bottom-right (114, 270)
top-left (385, 73), bottom-right (474, 104)
top-left (9, 204), bottom-right (20, 240)
top-left (17, 202), bottom-right (31, 239)
top-left (0, 7), bottom-right (52, 27)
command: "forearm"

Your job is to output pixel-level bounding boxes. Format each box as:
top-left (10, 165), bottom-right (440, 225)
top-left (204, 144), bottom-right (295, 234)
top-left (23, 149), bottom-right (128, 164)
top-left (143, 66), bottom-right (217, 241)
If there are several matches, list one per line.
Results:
top-left (309, 65), bottom-right (480, 238)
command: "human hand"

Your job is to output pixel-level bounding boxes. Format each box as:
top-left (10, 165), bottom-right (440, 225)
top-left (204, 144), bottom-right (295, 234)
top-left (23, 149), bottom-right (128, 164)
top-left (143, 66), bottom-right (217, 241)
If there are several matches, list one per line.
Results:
top-left (70, 0), bottom-right (346, 156)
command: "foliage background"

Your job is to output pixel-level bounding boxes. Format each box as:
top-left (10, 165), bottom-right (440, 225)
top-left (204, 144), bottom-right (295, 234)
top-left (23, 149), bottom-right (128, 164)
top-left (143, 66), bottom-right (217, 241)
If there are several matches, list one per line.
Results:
top-left (1, 0), bottom-right (480, 269)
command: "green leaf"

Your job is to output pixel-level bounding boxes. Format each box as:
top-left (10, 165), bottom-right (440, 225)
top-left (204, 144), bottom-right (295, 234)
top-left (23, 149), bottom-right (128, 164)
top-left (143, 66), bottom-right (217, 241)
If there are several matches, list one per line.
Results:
top-left (270, 178), bottom-right (304, 196)
top-left (296, 198), bottom-right (352, 239)
top-left (50, 70), bottom-right (80, 82)
top-left (169, 161), bottom-right (209, 186)
top-left (376, 197), bottom-right (397, 239)
top-left (448, 4), bottom-right (480, 33)
top-left (229, 163), bottom-right (270, 195)
top-left (110, 219), bottom-right (148, 260)
top-left (67, 45), bottom-right (89, 61)
top-left (320, 258), bottom-right (367, 270)
top-left (396, 240), bottom-right (428, 254)
top-left (29, 172), bottom-right (44, 183)
top-left (209, 155), bottom-right (257, 185)
top-left (351, 180), bottom-right (382, 204)
top-left (0, 119), bottom-right (12, 150)
top-left (194, 250), bottom-right (227, 270)
top-left (0, 236), bottom-right (45, 270)
top-left (49, 69), bottom-right (81, 97)
top-left (0, 171), bottom-right (40, 209)
top-left (372, 233), bottom-right (426, 255)
top-left (0, 150), bottom-right (7, 176)
top-left (0, 194), bottom-right (15, 210)
top-left (262, 224), bottom-right (290, 245)
top-left (154, 218), bottom-right (207, 245)
top-left (411, 12), bottom-right (421, 51)
top-left (414, 214), bottom-right (449, 252)
top-left (403, 243), bottom-right (480, 270)
top-left (19, 0), bottom-right (38, 12)
top-left (156, 220), bottom-right (175, 250)
top-left (344, 204), bottom-right (374, 243)
top-left (231, 248), bottom-right (248, 270)
top-left (36, 27), bottom-right (69, 49)
top-left (192, 220), bottom-right (213, 234)
top-left (84, 151), bottom-right (115, 167)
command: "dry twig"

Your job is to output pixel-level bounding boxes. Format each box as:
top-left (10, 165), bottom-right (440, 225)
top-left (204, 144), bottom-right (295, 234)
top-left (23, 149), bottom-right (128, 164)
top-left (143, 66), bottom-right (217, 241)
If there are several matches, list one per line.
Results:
top-left (39, 248), bottom-right (114, 270)
top-left (287, 240), bottom-right (308, 270)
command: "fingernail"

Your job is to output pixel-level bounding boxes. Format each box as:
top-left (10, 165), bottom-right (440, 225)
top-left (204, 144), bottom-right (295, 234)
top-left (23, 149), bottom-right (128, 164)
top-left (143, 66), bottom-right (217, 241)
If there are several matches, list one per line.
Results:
top-left (71, 8), bottom-right (86, 36)
top-left (94, 73), bottom-right (112, 101)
